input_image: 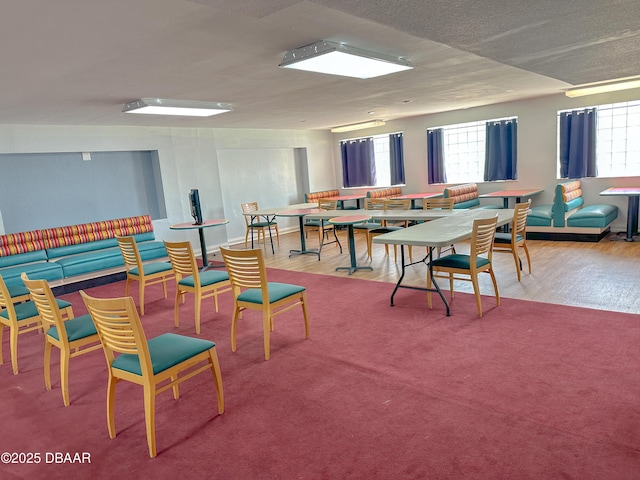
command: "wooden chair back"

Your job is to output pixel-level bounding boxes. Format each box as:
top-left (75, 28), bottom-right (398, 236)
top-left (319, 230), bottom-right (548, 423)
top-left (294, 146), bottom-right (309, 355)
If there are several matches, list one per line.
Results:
top-left (470, 215), bottom-right (499, 260)
top-left (318, 199), bottom-right (338, 211)
top-left (241, 201), bottom-right (259, 227)
top-left (20, 274), bottom-right (68, 342)
top-left (364, 198), bottom-right (386, 210)
top-left (117, 235), bottom-right (143, 272)
top-left (164, 240), bottom-right (199, 281)
top-left (424, 198), bottom-right (454, 210)
top-left (513, 200), bottom-right (531, 236)
top-left (220, 247), bottom-right (266, 293)
top-left (80, 291), bottom-right (150, 374)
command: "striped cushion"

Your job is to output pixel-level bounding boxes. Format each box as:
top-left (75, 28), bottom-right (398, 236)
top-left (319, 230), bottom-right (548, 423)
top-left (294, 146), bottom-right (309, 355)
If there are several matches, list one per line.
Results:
top-left (306, 190), bottom-right (339, 202)
top-left (0, 230), bottom-right (45, 257)
top-left (43, 215), bottom-right (154, 248)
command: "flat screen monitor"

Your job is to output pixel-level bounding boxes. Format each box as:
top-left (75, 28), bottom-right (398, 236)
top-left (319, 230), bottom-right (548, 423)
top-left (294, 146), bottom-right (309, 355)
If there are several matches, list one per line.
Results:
top-left (189, 189), bottom-right (203, 225)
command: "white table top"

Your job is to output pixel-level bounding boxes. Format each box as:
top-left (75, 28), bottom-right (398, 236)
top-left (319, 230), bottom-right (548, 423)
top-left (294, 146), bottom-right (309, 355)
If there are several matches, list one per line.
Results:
top-left (372, 209), bottom-right (514, 248)
top-left (305, 208), bottom-right (463, 222)
top-left (242, 202), bottom-right (318, 216)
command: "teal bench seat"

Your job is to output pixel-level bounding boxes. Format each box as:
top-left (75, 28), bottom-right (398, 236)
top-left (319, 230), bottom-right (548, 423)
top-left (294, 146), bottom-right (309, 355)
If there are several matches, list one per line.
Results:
top-left (526, 205), bottom-right (553, 227)
top-left (567, 204), bottom-right (618, 229)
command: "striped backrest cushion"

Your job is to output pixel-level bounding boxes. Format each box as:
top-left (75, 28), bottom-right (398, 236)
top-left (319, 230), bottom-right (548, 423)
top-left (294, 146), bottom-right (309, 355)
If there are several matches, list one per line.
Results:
top-left (443, 183), bottom-right (479, 204)
top-left (306, 189), bottom-right (340, 202)
top-left (367, 187), bottom-right (402, 199)
top-left (0, 229), bottom-right (45, 256)
top-left (43, 215), bottom-right (154, 248)
top-left (559, 181), bottom-right (582, 202)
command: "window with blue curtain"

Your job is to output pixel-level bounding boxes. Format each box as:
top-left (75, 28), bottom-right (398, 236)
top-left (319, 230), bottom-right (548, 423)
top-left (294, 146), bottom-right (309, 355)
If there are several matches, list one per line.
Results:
top-left (427, 128), bottom-right (446, 184)
top-left (389, 133), bottom-right (405, 185)
top-left (559, 108), bottom-right (597, 178)
top-left (484, 119), bottom-right (518, 181)
top-left (340, 137), bottom-right (376, 188)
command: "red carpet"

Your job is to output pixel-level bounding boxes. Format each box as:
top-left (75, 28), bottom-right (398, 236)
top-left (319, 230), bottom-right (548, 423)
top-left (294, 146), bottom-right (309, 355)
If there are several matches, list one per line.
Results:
top-left (2, 269), bottom-right (640, 479)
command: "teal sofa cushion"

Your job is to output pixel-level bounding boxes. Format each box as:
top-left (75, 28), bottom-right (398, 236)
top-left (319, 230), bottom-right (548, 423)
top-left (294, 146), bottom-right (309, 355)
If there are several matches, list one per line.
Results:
top-left (527, 205), bottom-right (553, 227)
top-left (0, 250), bottom-right (48, 268)
top-left (0, 262), bottom-right (63, 286)
top-left (112, 333), bottom-right (215, 376)
top-left (567, 204), bottom-right (618, 228)
top-left (453, 198), bottom-right (480, 209)
top-left (46, 238), bottom-right (119, 259)
top-left (53, 246), bottom-right (124, 277)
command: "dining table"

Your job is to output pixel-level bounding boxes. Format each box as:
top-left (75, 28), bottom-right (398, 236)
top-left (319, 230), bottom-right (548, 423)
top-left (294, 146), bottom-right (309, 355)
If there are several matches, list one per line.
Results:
top-left (276, 207), bottom-right (325, 259)
top-left (169, 218), bottom-right (229, 269)
top-left (599, 187), bottom-right (640, 242)
top-left (372, 209), bottom-right (514, 316)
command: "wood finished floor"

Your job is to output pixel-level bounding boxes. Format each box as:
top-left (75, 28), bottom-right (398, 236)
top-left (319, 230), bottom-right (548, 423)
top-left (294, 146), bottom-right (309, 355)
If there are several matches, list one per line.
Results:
top-left (228, 226), bottom-right (640, 314)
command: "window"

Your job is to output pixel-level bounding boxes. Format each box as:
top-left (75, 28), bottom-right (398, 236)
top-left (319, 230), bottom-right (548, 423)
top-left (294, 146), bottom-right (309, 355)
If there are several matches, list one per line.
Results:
top-left (427, 117), bottom-right (517, 184)
top-left (340, 132), bottom-right (405, 188)
top-left (442, 120), bottom-right (486, 183)
top-left (595, 101), bottom-right (640, 177)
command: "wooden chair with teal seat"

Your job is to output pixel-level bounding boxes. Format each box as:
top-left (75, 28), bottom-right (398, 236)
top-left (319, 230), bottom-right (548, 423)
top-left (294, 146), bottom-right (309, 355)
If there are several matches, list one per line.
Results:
top-left (21, 273), bottom-right (101, 406)
top-left (241, 201), bottom-right (279, 250)
top-left (492, 200), bottom-right (532, 281)
top-left (219, 247), bottom-right (309, 361)
top-left (117, 235), bottom-right (174, 315)
top-left (164, 240), bottom-right (232, 334)
top-left (0, 274), bottom-right (72, 375)
top-left (303, 198), bottom-right (342, 253)
top-left (354, 197), bottom-right (386, 259)
top-left (367, 198), bottom-right (412, 262)
top-left (427, 215), bottom-right (500, 317)
top-left (80, 290), bottom-right (224, 458)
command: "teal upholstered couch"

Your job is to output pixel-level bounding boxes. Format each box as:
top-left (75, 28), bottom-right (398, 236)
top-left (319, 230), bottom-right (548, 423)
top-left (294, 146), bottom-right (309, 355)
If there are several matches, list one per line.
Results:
top-left (0, 215), bottom-right (167, 290)
top-left (527, 181), bottom-right (618, 241)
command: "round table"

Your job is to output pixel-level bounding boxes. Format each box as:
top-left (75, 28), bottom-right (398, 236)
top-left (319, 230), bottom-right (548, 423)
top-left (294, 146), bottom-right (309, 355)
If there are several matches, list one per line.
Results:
top-left (328, 214), bottom-right (373, 275)
top-left (169, 219), bottom-right (229, 269)
top-left (277, 208), bottom-right (324, 259)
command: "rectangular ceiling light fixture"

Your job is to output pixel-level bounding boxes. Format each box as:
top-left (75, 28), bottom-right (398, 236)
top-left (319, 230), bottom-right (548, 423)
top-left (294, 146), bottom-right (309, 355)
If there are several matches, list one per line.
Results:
top-left (279, 40), bottom-right (413, 79)
top-left (330, 120), bottom-right (386, 133)
top-left (565, 77), bottom-right (640, 98)
top-left (122, 98), bottom-right (232, 117)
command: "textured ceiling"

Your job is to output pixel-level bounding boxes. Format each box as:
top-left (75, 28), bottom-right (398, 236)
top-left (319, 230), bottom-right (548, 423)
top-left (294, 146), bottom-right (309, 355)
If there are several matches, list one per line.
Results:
top-left (0, 0), bottom-right (638, 130)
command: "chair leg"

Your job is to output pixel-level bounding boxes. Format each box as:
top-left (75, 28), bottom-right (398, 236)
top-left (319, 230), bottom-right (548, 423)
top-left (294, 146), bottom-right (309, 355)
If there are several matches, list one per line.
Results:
top-left (263, 309), bottom-right (271, 360)
top-left (44, 341), bottom-right (53, 391)
top-left (512, 248), bottom-right (522, 281)
top-left (426, 269), bottom-right (433, 309)
top-left (139, 280), bottom-right (146, 315)
top-left (10, 326), bottom-right (19, 375)
top-left (0, 324), bottom-right (3, 365)
top-left (522, 244), bottom-right (532, 274)
top-left (208, 348), bottom-right (225, 414)
top-left (106, 374), bottom-right (117, 439)
top-left (194, 294), bottom-right (202, 335)
top-left (143, 383), bottom-right (157, 458)
top-left (174, 290), bottom-right (182, 328)
top-left (489, 268), bottom-right (500, 307)
top-left (230, 304), bottom-right (240, 352)
top-left (60, 346), bottom-right (70, 407)
top-left (471, 274), bottom-right (483, 317)
top-left (300, 292), bottom-right (310, 339)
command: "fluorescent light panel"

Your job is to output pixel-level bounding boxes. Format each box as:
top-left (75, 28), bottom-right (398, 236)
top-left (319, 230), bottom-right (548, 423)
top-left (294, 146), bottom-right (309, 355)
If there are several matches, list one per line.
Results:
top-left (565, 77), bottom-right (640, 98)
top-left (280, 40), bottom-right (413, 79)
top-left (331, 120), bottom-right (386, 133)
top-left (123, 98), bottom-right (232, 117)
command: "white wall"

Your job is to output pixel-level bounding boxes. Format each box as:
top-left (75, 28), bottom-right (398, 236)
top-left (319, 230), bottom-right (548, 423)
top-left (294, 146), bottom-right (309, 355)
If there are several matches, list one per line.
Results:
top-left (0, 125), bottom-right (336, 250)
top-left (331, 90), bottom-right (640, 232)
top-left (2, 87), bottom-right (640, 245)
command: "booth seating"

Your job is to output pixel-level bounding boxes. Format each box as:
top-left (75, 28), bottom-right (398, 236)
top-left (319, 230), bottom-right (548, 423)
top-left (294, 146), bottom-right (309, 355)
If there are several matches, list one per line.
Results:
top-left (526, 181), bottom-right (618, 241)
top-left (366, 187), bottom-right (402, 199)
top-left (0, 215), bottom-right (167, 291)
top-left (305, 189), bottom-right (340, 203)
top-left (443, 183), bottom-right (502, 209)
